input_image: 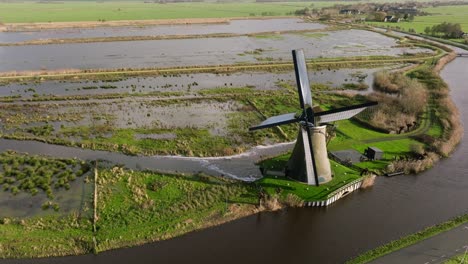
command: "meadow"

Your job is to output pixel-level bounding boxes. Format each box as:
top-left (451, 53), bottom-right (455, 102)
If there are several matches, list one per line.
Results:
top-left (367, 5), bottom-right (468, 33)
top-left (0, 1), bottom-right (337, 23)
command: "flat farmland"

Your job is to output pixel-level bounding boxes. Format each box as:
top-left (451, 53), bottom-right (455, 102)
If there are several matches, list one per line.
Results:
top-left (0, 1), bottom-right (340, 23)
top-left (367, 5), bottom-right (468, 33)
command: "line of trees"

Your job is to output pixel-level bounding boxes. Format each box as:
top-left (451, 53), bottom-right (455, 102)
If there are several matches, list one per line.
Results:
top-left (424, 22), bottom-right (465, 38)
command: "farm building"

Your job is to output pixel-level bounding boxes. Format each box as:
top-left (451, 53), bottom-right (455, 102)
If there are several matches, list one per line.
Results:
top-left (364, 147), bottom-right (384, 160)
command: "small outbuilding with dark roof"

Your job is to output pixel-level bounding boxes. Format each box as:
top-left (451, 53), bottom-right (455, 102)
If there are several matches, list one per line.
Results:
top-left (364, 147), bottom-right (383, 160)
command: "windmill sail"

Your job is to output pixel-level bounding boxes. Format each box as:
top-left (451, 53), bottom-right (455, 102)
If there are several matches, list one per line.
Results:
top-left (291, 49), bottom-right (320, 186)
top-left (292, 49), bottom-right (313, 110)
top-left (249, 113), bottom-right (298, 131)
top-left (314, 102), bottom-right (377, 124)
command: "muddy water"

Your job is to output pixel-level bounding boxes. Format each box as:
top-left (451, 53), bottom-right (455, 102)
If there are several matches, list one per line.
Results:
top-left (0, 19), bottom-right (326, 43)
top-left (0, 58), bottom-right (466, 264)
top-left (0, 30), bottom-right (430, 72)
top-left (0, 66), bottom-right (398, 98)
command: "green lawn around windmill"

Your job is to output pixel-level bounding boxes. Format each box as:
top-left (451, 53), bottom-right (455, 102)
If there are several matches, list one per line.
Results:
top-left (257, 156), bottom-right (361, 201)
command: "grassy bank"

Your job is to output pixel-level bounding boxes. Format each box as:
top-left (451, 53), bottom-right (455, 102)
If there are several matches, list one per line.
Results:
top-left (0, 214), bottom-right (94, 258)
top-left (444, 253), bottom-right (468, 264)
top-left (94, 168), bottom-right (260, 252)
top-left (346, 213), bottom-right (468, 264)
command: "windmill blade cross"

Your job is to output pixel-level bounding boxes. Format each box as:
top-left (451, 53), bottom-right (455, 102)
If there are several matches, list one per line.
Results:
top-left (292, 49), bottom-right (313, 111)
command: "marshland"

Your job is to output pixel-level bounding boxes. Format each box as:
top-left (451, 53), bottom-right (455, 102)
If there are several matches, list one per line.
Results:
top-left (0, 7), bottom-right (467, 264)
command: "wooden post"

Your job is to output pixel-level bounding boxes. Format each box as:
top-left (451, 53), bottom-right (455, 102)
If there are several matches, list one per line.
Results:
top-left (93, 160), bottom-right (98, 232)
top-left (93, 160), bottom-right (98, 254)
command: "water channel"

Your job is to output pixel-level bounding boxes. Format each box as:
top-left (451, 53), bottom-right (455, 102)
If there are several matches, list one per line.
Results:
top-left (0, 56), bottom-right (467, 264)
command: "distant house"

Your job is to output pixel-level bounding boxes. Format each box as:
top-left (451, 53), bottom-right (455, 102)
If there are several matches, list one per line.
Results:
top-left (383, 15), bottom-right (394, 22)
top-left (391, 7), bottom-right (418, 15)
top-left (384, 16), bottom-right (401, 22)
top-left (339, 9), bottom-right (361, 15)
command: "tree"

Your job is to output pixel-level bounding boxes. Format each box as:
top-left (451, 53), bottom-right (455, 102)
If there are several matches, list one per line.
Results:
top-left (430, 22), bottom-right (464, 38)
top-left (424, 26), bottom-right (431, 35)
top-left (294, 7), bottom-right (311, 16)
top-left (373, 11), bottom-right (387, 22)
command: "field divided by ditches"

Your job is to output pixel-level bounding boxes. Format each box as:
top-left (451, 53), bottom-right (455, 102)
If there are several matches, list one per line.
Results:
top-left (0, 18), bottom-right (326, 43)
top-left (0, 30), bottom-right (433, 73)
top-left (0, 67), bottom-right (396, 99)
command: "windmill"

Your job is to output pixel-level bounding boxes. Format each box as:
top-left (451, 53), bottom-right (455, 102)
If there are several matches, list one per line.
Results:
top-left (249, 49), bottom-right (377, 186)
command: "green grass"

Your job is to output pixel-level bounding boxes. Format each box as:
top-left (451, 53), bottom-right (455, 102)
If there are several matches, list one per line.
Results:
top-left (0, 214), bottom-right (93, 258)
top-left (257, 157), bottom-right (361, 201)
top-left (327, 117), bottom-right (426, 171)
top-left (426, 118), bottom-right (443, 138)
top-left (61, 126), bottom-right (235, 156)
top-left (254, 34), bottom-right (285, 40)
top-left (95, 169), bottom-right (258, 252)
top-left (197, 86), bottom-right (255, 95)
top-left (0, 1), bottom-right (346, 23)
top-left (297, 32), bottom-right (329, 39)
top-left (366, 5), bottom-right (468, 33)
top-left (346, 214), bottom-right (468, 264)
top-left (444, 253), bottom-right (468, 264)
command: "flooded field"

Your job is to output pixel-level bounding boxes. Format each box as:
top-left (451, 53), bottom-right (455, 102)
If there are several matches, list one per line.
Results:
top-left (0, 66), bottom-right (402, 98)
top-left (0, 151), bottom-right (93, 218)
top-left (0, 18), bottom-right (326, 43)
top-left (0, 30), bottom-right (431, 72)
top-left (0, 89), bottom-right (262, 158)
top-left (0, 98), bottom-right (242, 135)
top-left (0, 172), bottom-right (92, 218)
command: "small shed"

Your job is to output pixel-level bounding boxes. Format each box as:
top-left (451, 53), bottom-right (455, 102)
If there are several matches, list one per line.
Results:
top-left (365, 147), bottom-right (383, 160)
